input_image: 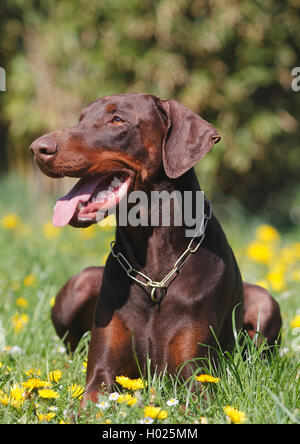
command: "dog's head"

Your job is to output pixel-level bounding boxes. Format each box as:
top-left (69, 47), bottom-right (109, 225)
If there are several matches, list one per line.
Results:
top-left (30, 93), bottom-right (220, 228)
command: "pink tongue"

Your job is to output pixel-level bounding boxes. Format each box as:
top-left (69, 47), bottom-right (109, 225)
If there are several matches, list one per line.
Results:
top-left (52, 177), bottom-right (101, 227)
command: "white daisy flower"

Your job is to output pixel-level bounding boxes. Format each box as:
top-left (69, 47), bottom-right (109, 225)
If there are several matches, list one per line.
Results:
top-left (108, 392), bottom-right (120, 401)
top-left (55, 345), bottom-right (66, 354)
top-left (8, 345), bottom-right (23, 355)
top-left (139, 417), bottom-right (154, 424)
top-left (166, 397), bottom-right (179, 407)
top-left (279, 347), bottom-right (289, 356)
top-left (96, 401), bottom-right (110, 410)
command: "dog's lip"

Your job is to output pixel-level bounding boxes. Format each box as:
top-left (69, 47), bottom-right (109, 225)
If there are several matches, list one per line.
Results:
top-left (52, 169), bottom-right (134, 228)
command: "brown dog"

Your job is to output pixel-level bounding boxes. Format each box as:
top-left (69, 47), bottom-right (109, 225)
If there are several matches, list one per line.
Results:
top-left (30, 93), bottom-right (282, 403)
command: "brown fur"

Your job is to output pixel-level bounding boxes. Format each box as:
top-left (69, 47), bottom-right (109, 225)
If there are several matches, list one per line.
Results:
top-left (30, 93), bottom-right (282, 404)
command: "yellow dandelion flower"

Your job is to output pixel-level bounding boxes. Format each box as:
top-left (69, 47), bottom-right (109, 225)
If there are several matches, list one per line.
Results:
top-left (278, 247), bottom-right (296, 267)
top-left (116, 393), bottom-right (137, 405)
top-left (43, 222), bottom-right (61, 239)
top-left (266, 268), bottom-right (286, 292)
top-left (290, 315), bottom-right (300, 330)
top-left (223, 406), bottom-right (247, 424)
top-left (1, 213), bottom-right (20, 230)
top-left (38, 388), bottom-right (59, 399)
top-left (144, 406), bottom-right (168, 420)
top-left (22, 378), bottom-right (51, 392)
top-left (49, 370), bottom-right (62, 383)
top-left (68, 384), bottom-right (85, 400)
top-left (292, 242), bottom-right (300, 259)
top-left (196, 374), bottom-right (220, 383)
top-left (9, 384), bottom-right (26, 408)
top-left (78, 224), bottom-right (97, 239)
top-left (16, 297), bottom-right (28, 308)
top-left (0, 390), bottom-right (10, 406)
top-left (37, 412), bottom-right (56, 422)
top-left (96, 411), bottom-right (103, 420)
top-left (246, 242), bottom-right (274, 265)
top-left (25, 368), bottom-right (41, 377)
top-left (255, 225), bottom-right (280, 244)
top-left (12, 313), bottom-right (29, 333)
top-left (23, 273), bottom-right (37, 287)
top-left (117, 394), bottom-right (131, 403)
top-left (116, 375), bottom-right (145, 390)
top-left (127, 396), bottom-right (138, 406)
top-left (291, 269), bottom-right (300, 282)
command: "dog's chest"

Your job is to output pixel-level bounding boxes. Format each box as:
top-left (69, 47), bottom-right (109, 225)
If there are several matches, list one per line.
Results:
top-left (124, 293), bottom-right (203, 372)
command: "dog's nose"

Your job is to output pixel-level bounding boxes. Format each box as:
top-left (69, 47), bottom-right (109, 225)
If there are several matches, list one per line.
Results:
top-left (30, 135), bottom-right (58, 160)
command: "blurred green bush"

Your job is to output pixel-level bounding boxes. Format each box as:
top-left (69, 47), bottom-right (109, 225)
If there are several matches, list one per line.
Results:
top-left (0, 0), bottom-right (300, 224)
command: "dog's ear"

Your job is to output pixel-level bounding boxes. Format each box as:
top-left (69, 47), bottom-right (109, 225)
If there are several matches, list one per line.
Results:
top-left (157, 99), bottom-right (220, 179)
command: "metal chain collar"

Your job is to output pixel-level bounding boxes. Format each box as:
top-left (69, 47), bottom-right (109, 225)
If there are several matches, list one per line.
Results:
top-left (110, 195), bottom-right (212, 303)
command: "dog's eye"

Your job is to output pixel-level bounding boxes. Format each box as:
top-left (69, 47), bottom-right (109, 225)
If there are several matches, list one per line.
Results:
top-left (111, 116), bottom-right (125, 125)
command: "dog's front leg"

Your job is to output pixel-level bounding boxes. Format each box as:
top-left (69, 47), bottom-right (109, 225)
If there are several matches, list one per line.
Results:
top-left (81, 312), bottom-right (139, 405)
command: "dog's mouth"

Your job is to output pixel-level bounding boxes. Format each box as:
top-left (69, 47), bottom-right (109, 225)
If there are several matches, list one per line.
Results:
top-left (52, 171), bottom-right (132, 228)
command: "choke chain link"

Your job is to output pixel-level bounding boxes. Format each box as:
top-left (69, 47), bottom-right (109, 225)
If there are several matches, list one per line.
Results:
top-left (110, 196), bottom-right (212, 303)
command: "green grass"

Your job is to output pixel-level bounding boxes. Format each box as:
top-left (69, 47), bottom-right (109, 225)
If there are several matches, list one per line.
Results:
top-left (0, 174), bottom-right (299, 424)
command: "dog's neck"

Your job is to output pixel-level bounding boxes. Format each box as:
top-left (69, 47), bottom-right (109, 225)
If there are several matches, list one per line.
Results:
top-left (115, 168), bottom-right (203, 280)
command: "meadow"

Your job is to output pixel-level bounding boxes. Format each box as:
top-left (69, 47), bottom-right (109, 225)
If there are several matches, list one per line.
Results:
top-left (0, 174), bottom-right (299, 424)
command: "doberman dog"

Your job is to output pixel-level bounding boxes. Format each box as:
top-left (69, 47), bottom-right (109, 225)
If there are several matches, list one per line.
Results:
top-left (30, 93), bottom-right (282, 403)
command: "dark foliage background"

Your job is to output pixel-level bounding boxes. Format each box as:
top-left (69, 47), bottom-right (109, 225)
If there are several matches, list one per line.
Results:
top-left (1, 0), bottom-right (300, 226)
